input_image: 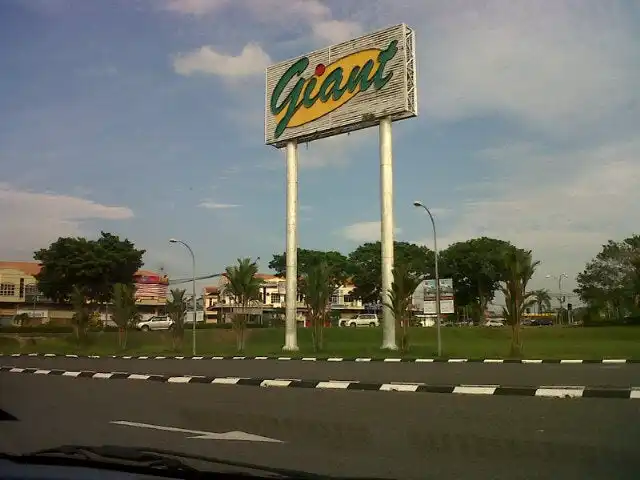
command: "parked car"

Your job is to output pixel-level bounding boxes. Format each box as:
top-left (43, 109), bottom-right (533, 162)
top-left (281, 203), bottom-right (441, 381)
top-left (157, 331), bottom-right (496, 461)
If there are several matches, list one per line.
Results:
top-left (530, 318), bottom-right (554, 326)
top-left (484, 319), bottom-right (505, 327)
top-left (135, 316), bottom-right (173, 331)
top-left (339, 313), bottom-right (380, 327)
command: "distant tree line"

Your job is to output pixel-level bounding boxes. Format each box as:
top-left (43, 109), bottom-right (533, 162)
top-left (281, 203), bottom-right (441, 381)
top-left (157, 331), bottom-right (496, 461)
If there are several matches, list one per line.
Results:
top-left (574, 234), bottom-right (640, 323)
top-left (29, 231), bottom-right (639, 355)
top-left (269, 237), bottom-right (537, 325)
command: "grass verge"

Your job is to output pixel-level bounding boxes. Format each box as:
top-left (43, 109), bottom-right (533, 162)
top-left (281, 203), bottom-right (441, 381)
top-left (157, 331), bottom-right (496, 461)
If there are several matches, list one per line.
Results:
top-left (1, 326), bottom-right (639, 359)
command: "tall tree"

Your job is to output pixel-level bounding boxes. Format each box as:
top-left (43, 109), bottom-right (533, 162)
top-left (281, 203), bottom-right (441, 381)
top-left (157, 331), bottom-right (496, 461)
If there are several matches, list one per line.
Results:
top-left (224, 258), bottom-right (263, 352)
top-left (269, 249), bottom-right (350, 284)
top-left (34, 231), bottom-right (145, 304)
top-left (532, 289), bottom-right (552, 314)
top-left (440, 237), bottom-right (516, 323)
top-left (166, 288), bottom-right (188, 351)
top-left (301, 261), bottom-right (339, 352)
top-left (575, 234), bottom-right (640, 320)
top-left (348, 242), bottom-right (434, 303)
top-left (501, 249), bottom-right (539, 357)
top-left (382, 262), bottom-right (422, 354)
top-left (111, 283), bottom-right (140, 349)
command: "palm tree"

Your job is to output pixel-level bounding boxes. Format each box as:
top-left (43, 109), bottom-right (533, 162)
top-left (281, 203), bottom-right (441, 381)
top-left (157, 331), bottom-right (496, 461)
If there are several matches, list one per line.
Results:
top-left (70, 286), bottom-right (91, 344)
top-left (532, 289), bottom-right (552, 314)
top-left (301, 261), bottom-right (338, 352)
top-left (500, 249), bottom-right (540, 357)
top-left (383, 262), bottom-right (422, 353)
top-left (166, 288), bottom-right (187, 351)
top-left (223, 258), bottom-right (263, 352)
top-left (112, 283), bottom-right (140, 350)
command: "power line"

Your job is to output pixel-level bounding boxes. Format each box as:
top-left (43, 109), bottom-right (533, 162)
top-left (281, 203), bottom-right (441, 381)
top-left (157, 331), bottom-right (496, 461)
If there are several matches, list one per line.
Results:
top-left (168, 273), bottom-right (224, 285)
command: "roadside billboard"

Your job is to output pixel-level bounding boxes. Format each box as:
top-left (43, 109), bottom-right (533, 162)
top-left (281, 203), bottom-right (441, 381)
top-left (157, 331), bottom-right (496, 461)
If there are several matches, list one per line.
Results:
top-left (413, 278), bottom-right (455, 315)
top-left (265, 23), bottom-right (417, 147)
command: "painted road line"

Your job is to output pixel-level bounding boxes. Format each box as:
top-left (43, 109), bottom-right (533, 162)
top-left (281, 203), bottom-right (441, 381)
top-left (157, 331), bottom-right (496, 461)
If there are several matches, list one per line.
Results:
top-left (535, 387), bottom-right (585, 398)
top-left (1, 365), bottom-right (638, 399)
top-left (1, 353), bottom-right (636, 364)
top-left (453, 385), bottom-right (497, 395)
top-left (110, 420), bottom-right (282, 443)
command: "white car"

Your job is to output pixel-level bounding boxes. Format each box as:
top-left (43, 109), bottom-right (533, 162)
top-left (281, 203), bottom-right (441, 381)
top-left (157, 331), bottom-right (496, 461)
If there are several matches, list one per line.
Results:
top-left (135, 316), bottom-right (173, 331)
top-left (485, 319), bottom-right (505, 327)
top-left (339, 313), bottom-right (380, 327)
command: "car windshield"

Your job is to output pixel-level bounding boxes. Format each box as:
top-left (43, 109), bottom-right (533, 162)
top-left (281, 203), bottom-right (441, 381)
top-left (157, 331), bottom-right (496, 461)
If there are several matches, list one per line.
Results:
top-left (1, 1), bottom-right (638, 479)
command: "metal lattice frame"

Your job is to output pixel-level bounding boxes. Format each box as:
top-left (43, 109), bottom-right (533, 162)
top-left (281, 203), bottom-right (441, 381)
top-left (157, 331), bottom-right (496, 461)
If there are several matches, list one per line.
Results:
top-left (404, 25), bottom-right (418, 116)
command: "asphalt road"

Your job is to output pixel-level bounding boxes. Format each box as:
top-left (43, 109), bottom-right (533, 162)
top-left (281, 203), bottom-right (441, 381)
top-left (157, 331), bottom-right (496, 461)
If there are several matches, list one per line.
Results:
top-left (2, 356), bottom-right (639, 387)
top-left (2, 373), bottom-right (639, 479)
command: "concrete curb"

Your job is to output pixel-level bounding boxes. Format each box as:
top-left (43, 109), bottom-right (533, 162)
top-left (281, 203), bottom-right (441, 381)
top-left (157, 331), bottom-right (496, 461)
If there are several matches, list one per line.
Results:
top-left (2, 365), bottom-right (638, 399)
top-left (0, 353), bottom-right (636, 364)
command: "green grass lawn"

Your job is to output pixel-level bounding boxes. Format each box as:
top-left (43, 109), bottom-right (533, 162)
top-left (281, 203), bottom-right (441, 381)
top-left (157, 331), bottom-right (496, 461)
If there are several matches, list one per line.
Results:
top-left (1, 326), bottom-right (639, 359)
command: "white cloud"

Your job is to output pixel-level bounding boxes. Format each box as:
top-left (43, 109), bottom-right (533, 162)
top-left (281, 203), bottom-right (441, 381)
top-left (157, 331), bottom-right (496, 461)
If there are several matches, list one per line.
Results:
top-left (423, 138), bottom-right (640, 292)
top-left (0, 183), bottom-right (133, 259)
top-left (163, 0), bottom-right (229, 16)
top-left (417, 1), bottom-right (639, 137)
top-left (165, 0), bottom-right (361, 45)
top-left (340, 221), bottom-right (403, 242)
top-left (311, 19), bottom-right (363, 44)
top-left (198, 200), bottom-right (241, 209)
top-left (172, 43), bottom-right (271, 77)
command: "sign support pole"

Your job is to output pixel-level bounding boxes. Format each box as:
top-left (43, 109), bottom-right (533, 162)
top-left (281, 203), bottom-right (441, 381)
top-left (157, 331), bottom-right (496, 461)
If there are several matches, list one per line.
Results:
top-left (283, 140), bottom-right (299, 351)
top-left (379, 117), bottom-right (397, 350)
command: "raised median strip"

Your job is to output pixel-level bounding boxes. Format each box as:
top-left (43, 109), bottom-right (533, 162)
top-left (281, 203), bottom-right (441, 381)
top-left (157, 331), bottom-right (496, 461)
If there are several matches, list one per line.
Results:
top-left (2, 365), bottom-right (638, 399)
top-left (0, 353), bottom-right (636, 363)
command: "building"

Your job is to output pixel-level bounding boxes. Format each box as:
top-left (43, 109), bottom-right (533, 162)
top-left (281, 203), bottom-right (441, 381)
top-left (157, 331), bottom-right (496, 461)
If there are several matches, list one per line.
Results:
top-left (0, 261), bottom-right (168, 325)
top-left (202, 273), bottom-right (365, 324)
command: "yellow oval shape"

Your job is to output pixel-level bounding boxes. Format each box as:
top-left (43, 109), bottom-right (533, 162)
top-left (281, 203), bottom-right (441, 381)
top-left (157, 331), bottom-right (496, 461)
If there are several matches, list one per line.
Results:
top-left (275, 48), bottom-right (382, 129)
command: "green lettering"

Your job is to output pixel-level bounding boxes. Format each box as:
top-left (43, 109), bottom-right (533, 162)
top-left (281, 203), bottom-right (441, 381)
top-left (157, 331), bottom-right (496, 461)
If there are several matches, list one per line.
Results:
top-left (301, 77), bottom-right (319, 108)
top-left (318, 68), bottom-right (346, 102)
top-left (346, 61), bottom-right (375, 92)
top-left (271, 57), bottom-right (308, 139)
top-left (373, 40), bottom-right (398, 89)
top-left (270, 40), bottom-right (399, 139)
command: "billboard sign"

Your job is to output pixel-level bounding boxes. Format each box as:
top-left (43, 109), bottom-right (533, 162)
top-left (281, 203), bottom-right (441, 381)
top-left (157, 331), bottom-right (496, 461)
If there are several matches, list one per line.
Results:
top-left (265, 24), bottom-right (417, 147)
top-left (422, 278), bottom-right (454, 296)
top-left (413, 278), bottom-right (455, 315)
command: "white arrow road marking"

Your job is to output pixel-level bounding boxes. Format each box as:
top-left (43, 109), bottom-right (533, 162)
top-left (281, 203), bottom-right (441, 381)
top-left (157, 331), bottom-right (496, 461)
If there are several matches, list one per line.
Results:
top-left (110, 420), bottom-right (283, 443)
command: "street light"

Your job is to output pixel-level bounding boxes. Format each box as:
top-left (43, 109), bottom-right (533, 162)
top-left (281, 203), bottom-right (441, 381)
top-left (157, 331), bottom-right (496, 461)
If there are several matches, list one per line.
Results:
top-left (546, 273), bottom-right (568, 324)
top-left (169, 238), bottom-right (197, 356)
top-left (413, 201), bottom-right (442, 357)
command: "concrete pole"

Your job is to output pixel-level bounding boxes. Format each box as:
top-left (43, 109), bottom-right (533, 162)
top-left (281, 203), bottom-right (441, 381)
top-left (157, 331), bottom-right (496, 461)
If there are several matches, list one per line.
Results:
top-left (379, 117), bottom-right (397, 350)
top-left (283, 140), bottom-right (299, 351)
top-left (431, 215), bottom-right (442, 357)
top-left (190, 248), bottom-right (196, 356)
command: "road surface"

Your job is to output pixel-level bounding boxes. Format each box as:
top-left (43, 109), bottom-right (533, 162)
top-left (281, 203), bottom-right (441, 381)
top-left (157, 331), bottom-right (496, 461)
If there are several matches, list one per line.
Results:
top-left (2, 355), bottom-right (638, 387)
top-left (1, 370), bottom-right (638, 479)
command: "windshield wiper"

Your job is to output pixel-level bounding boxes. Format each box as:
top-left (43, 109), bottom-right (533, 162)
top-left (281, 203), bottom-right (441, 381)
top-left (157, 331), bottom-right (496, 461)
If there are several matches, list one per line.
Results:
top-left (2, 444), bottom-right (380, 479)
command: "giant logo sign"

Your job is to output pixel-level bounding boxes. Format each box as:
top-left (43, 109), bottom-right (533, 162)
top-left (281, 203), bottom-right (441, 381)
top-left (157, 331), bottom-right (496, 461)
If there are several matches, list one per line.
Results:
top-left (265, 24), bottom-right (417, 147)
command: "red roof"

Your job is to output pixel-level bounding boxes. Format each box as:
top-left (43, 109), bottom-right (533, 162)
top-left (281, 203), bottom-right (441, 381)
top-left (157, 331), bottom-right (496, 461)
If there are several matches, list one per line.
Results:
top-left (0, 261), bottom-right (161, 279)
top-left (204, 286), bottom-right (220, 294)
top-left (0, 261), bottom-right (42, 276)
top-left (256, 273), bottom-right (279, 280)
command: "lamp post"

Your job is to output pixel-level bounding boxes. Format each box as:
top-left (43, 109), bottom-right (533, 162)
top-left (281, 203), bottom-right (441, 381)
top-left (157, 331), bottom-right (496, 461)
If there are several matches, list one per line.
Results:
top-left (413, 201), bottom-right (442, 357)
top-left (546, 273), bottom-right (568, 324)
top-left (169, 238), bottom-right (197, 356)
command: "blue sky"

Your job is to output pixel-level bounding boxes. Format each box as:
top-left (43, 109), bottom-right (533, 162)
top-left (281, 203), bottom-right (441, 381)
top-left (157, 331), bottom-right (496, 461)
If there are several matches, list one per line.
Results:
top-left (1, 0), bottom-right (639, 297)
